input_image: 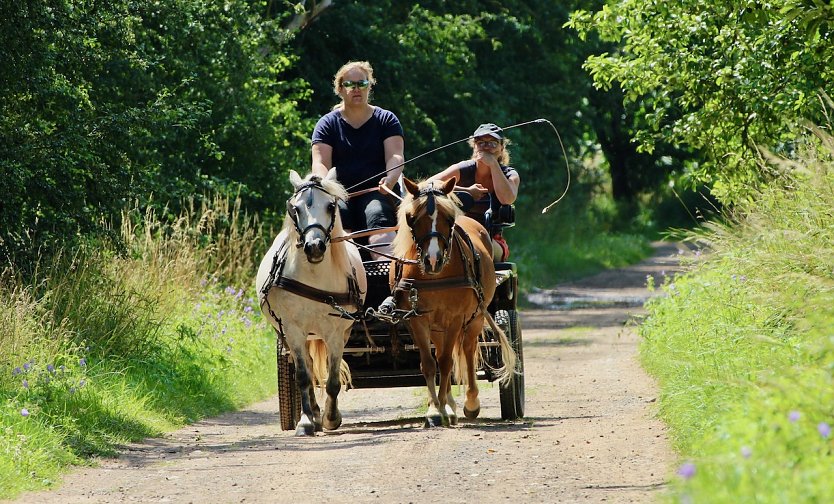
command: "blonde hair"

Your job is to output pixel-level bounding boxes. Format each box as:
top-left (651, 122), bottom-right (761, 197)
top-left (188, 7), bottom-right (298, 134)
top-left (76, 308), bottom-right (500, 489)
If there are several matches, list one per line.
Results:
top-left (332, 60), bottom-right (376, 96)
top-left (468, 137), bottom-right (512, 165)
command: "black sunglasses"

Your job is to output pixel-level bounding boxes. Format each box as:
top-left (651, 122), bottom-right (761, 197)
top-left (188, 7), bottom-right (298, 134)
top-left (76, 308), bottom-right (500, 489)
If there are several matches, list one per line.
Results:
top-left (475, 140), bottom-right (501, 149)
top-left (341, 79), bottom-right (370, 90)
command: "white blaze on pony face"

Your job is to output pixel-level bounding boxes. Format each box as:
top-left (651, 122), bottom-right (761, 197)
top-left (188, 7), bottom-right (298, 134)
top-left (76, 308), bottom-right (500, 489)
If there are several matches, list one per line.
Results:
top-left (426, 205), bottom-right (443, 272)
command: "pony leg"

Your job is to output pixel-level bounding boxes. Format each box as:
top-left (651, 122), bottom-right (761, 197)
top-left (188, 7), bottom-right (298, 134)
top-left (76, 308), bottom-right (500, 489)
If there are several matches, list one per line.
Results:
top-left (435, 338), bottom-right (457, 427)
top-left (462, 321), bottom-right (482, 419)
top-left (288, 339), bottom-right (317, 437)
top-left (411, 321), bottom-right (443, 427)
top-left (444, 383), bottom-right (458, 426)
top-left (322, 337), bottom-right (346, 431)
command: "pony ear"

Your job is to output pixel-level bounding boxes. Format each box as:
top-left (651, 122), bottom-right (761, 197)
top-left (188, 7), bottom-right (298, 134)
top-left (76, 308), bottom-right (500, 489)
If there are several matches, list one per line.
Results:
top-left (289, 170), bottom-right (302, 188)
top-left (404, 177), bottom-right (420, 197)
top-left (324, 167), bottom-right (339, 182)
top-left (441, 177), bottom-right (457, 195)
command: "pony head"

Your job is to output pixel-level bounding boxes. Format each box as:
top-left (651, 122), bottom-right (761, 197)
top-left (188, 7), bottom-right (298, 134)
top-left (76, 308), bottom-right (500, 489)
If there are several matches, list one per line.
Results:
top-left (394, 177), bottom-right (462, 274)
top-left (285, 169), bottom-right (346, 263)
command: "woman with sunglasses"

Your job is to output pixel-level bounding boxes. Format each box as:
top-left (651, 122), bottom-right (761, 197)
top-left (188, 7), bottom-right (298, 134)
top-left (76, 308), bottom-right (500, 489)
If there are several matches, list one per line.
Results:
top-left (311, 61), bottom-right (404, 257)
top-left (426, 123), bottom-right (520, 261)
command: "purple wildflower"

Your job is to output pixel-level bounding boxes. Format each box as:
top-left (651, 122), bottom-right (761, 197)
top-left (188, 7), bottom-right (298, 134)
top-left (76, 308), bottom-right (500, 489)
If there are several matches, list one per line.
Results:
top-left (677, 462), bottom-right (696, 480)
top-left (79, 358), bottom-right (87, 367)
top-left (21, 408), bottom-right (30, 417)
top-left (78, 379), bottom-right (86, 387)
top-left (12, 367), bottom-right (21, 376)
top-left (818, 422), bottom-right (831, 439)
top-left (740, 446), bottom-right (752, 459)
top-left (47, 364), bottom-right (55, 373)
top-left (243, 306), bottom-right (253, 314)
top-left (23, 362), bottom-right (31, 371)
top-left (789, 411), bottom-right (801, 423)
top-left (22, 379), bottom-right (29, 389)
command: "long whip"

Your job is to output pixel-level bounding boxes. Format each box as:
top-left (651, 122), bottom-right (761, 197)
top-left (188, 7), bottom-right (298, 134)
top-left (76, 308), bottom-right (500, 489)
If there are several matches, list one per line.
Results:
top-left (344, 118), bottom-right (570, 213)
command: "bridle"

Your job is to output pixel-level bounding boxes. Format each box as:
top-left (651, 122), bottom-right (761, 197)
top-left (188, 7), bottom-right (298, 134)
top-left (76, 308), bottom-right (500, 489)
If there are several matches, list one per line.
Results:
top-left (408, 184), bottom-right (456, 270)
top-left (285, 177), bottom-right (338, 248)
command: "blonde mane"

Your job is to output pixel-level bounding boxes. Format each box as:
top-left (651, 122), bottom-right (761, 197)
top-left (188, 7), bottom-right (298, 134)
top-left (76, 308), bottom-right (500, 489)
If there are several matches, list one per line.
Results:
top-left (392, 180), bottom-right (462, 258)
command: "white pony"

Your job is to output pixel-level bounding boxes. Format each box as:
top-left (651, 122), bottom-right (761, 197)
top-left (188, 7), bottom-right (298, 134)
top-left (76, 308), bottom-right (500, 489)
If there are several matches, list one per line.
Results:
top-left (256, 169), bottom-right (367, 436)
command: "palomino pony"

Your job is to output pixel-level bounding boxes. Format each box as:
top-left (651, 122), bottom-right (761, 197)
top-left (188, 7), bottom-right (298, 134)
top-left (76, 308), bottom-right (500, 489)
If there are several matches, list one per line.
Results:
top-left (256, 169), bottom-right (367, 436)
top-left (390, 177), bottom-right (517, 427)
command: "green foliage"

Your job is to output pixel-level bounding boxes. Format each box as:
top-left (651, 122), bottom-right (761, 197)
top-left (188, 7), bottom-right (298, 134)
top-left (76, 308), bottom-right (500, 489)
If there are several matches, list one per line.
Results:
top-left (0, 1), bottom-right (307, 268)
top-left (639, 132), bottom-right (834, 501)
top-left (0, 196), bottom-right (275, 499)
top-left (567, 0), bottom-right (834, 203)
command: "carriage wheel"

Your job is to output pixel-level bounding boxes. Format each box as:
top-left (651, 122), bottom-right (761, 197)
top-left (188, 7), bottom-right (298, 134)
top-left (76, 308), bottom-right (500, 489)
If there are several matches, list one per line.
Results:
top-left (277, 344), bottom-right (301, 431)
top-left (499, 309), bottom-right (525, 420)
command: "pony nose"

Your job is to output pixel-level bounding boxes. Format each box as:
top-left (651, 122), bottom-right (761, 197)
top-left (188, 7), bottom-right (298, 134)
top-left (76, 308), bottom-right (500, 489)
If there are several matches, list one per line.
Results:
top-left (303, 238), bottom-right (326, 261)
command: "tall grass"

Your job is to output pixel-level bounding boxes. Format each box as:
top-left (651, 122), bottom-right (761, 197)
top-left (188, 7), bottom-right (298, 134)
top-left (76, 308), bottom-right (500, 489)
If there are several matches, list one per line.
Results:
top-left (0, 195), bottom-right (276, 499)
top-left (640, 131), bottom-right (834, 502)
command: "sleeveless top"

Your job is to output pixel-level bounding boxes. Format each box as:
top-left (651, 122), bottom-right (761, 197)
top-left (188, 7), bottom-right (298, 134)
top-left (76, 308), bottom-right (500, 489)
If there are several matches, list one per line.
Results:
top-left (456, 160), bottom-right (517, 226)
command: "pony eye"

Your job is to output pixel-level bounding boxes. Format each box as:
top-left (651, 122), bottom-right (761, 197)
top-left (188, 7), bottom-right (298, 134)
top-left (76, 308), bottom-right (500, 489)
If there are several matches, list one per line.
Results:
top-left (327, 202), bottom-right (336, 213)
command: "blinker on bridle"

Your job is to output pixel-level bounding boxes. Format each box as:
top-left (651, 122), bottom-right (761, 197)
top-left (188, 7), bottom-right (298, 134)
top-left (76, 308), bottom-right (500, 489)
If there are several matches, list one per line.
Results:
top-left (286, 176), bottom-right (338, 248)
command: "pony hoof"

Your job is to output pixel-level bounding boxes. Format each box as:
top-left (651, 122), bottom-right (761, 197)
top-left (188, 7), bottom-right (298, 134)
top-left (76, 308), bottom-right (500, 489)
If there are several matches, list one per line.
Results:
top-left (464, 406), bottom-right (480, 419)
top-left (424, 415), bottom-right (443, 428)
top-left (323, 414), bottom-right (342, 431)
top-left (295, 423), bottom-right (316, 436)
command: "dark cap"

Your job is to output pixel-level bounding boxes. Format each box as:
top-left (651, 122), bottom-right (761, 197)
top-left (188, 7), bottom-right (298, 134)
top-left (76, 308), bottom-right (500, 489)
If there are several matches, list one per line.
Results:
top-left (472, 123), bottom-right (503, 140)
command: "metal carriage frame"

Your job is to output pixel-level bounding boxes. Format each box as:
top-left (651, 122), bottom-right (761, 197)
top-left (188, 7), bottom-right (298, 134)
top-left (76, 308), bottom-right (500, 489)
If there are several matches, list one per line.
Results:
top-left (275, 204), bottom-right (525, 431)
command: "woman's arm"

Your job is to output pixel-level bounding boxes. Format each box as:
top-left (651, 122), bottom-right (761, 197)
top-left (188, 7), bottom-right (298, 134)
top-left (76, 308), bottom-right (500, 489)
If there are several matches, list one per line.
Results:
top-left (477, 154), bottom-right (519, 205)
top-left (382, 135), bottom-right (405, 188)
top-left (311, 142), bottom-right (333, 178)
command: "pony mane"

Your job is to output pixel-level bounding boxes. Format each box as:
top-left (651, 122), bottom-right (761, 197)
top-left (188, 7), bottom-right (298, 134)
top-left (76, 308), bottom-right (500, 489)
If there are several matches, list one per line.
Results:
top-left (281, 172), bottom-right (352, 273)
top-left (392, 180), bottom-right (463, 258)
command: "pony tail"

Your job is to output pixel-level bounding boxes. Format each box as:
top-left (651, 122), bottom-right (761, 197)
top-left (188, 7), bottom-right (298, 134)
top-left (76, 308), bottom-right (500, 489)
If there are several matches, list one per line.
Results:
top-left (308, 339), bottom-right (353, 390)
top-left (451, 336), bottom-right (483, 387)
top-left (483, 311), bottom-right (518, 385)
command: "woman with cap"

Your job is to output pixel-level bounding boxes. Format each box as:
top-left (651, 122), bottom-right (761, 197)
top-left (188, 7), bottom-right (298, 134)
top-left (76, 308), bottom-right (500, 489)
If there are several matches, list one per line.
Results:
top-left (311, 60), bottom-right (405, 257)
top-left (426, 123), bottom-right (520, 261)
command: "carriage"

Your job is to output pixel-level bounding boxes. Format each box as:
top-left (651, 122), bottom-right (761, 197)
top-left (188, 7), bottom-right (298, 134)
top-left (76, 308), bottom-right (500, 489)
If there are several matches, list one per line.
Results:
top-left (261, 171), bottom-right (525, 433)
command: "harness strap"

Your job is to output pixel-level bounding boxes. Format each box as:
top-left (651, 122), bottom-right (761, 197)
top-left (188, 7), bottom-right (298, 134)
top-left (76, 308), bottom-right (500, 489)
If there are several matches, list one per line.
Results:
top-left (391, 222), bottom-right (485, 328)
top-left (273, 276), bottom-right (359, 306)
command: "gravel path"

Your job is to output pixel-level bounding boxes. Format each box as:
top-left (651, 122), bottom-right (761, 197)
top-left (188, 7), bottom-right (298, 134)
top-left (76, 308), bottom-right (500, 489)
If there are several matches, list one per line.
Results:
top-left (17, 242), bottom-right (685, 504)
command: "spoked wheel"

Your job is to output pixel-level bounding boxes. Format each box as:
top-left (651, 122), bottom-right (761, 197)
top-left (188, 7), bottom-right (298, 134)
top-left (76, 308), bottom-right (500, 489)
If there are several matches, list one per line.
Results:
top-left (277, 342), bottom-right (301, 431)
top-left (498, 309), bottom-right (525, 420)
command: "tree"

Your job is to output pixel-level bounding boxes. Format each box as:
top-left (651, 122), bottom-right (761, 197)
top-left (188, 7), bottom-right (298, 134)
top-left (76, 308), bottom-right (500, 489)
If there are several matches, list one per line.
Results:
top-left (568, 0), bottom-right (834, 202)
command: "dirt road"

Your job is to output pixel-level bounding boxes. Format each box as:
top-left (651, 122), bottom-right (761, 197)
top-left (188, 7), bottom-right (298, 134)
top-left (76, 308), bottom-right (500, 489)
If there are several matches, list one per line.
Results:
top-left (19, 243), bottom-right (683, 504)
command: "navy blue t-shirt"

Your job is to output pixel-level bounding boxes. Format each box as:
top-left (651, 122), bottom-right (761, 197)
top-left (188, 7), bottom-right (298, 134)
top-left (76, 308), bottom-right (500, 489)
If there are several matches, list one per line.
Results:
top-left (311, 107), bottom-right (404, 191)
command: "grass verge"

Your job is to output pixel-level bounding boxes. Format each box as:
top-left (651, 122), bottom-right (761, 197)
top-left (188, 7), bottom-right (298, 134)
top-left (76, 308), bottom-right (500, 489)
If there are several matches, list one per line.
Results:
top-left (639, 134), bottom-right (834, 502)
top-left (0, 196), bottom-right (276, 499)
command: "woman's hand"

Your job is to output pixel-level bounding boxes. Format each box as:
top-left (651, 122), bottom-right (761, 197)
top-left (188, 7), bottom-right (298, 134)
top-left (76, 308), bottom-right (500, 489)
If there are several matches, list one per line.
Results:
top-left (464, 183), bottom-right (489, 199)
top-left (475, 151), bottom-right (499, 169)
